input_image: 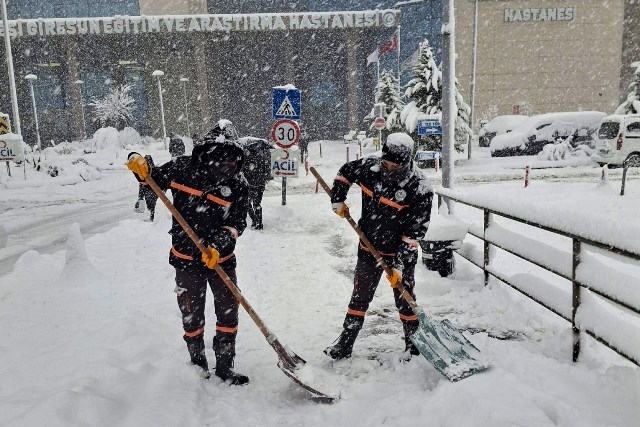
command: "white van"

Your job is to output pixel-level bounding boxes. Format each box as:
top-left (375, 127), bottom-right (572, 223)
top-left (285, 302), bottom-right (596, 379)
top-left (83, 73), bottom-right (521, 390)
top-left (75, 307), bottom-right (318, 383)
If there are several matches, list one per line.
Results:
top-left (592, 115), bottom-right (640, 167)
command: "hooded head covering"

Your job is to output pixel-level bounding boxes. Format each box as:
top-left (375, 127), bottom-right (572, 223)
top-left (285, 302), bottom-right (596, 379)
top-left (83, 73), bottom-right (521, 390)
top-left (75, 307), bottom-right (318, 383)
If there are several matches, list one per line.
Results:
top-left (193, 119), bottom-right (244, 183)
top-left (380, 133), bottom-right (414, 183)
top-left (382, 133), bottom-right (414, 167)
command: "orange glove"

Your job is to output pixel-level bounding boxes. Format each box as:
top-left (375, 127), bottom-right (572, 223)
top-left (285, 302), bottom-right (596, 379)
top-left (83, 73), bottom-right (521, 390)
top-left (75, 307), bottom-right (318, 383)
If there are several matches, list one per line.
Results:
top-left (127, 154), bottom-right (149, 180)
top-left (332, 202), bottom-right (349, 218)
top-left (386, 268), bottom-right (402, 288)
top-left (201, 247), bottom-right (220, 269)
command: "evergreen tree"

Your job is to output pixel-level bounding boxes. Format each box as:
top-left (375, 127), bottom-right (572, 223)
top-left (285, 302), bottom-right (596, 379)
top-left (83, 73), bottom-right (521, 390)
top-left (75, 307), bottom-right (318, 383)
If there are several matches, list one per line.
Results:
top-left (454, 79), bottom-right (472, 152)
top-left (401, 39), bottom-right (442, 151)
top-left (615, 63), bottom-right (640, 115)
top-left (370, 70), bottom-right (405, 138)
top-left (400, 38), bottom-right (471, 153)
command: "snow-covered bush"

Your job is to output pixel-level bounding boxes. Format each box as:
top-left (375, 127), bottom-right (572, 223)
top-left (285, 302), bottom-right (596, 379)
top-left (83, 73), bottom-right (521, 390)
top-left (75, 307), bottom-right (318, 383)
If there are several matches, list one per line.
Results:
top-left (90, 84), bottom-right (136, 130)
top-left (118, 127), bottom-right (143, 149)
top-left (537, 138), bottom-right (593, 161)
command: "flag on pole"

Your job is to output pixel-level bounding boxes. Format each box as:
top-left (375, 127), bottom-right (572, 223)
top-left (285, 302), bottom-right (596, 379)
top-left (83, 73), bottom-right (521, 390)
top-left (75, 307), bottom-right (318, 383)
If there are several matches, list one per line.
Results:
top-left (367, 49), bottom-right (379, 65)
top-left (380, 31), bottom-right (398, 57)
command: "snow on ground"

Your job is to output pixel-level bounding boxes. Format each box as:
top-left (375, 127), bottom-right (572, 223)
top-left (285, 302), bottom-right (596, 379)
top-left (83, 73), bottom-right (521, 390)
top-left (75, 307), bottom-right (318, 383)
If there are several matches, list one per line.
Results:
top-left (0, 140), bottom-right (639, 426)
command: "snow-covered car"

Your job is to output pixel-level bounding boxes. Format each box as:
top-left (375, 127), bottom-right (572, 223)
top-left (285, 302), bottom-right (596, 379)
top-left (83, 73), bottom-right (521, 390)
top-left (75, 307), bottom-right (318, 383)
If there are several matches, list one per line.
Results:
top-left (592, 115), bottom-right (640, 167)
top-left (478, 115), bottom-right (530, 147)
top-left (490, 111), bottom-right (606, 157)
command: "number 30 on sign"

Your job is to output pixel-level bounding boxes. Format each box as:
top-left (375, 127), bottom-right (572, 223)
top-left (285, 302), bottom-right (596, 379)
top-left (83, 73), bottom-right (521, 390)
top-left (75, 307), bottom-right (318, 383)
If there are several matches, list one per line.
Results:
top-left (271, 118), bottom-right (300, 149)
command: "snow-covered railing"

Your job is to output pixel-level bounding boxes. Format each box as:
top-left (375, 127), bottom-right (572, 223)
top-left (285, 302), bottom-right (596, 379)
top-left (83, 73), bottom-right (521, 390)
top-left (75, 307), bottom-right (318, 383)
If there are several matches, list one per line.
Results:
top-left (436, 190), bottom-right (640, 367)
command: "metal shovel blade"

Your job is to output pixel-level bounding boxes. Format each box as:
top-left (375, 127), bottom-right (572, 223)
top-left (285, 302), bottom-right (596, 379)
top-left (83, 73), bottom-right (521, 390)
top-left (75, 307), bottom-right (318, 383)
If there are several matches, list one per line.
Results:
top-left (276, 347), bottom-right (341, 404)
top-left (410, 311), bottom-right (491, 381)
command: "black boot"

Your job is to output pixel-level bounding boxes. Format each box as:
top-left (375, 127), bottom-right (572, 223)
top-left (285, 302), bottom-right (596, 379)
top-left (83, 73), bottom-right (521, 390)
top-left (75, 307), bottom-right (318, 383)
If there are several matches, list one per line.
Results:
top-left (213, 336), bottom-right (249, 385)
top-left (402, 321), bottom-right (420, 360)
top-left (324, 328), bottom-right (360, 360)
top-left (324, 314), bottom-right (363, 360)
top-left (184, 335), bottom-right (210, 378)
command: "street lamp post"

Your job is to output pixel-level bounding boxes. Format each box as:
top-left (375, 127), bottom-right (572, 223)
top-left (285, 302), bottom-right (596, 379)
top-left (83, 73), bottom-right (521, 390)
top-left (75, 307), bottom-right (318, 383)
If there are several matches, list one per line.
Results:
top-left (74, 80), bottom-right (87, 139)
top-left (180, 77), bottom-right (190, 137)
top-left (1, 0), bottom-right (21, 136)
top-left (468, 0), bottom-right (479, 160)
top-left (152, 70), bottom-right (167, 149)
top-left (25, 74), bottom-right (41, 152)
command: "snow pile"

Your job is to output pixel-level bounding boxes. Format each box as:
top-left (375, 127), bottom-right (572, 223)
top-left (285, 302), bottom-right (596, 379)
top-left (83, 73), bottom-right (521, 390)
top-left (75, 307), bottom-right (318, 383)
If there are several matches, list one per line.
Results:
top-left (424, 205), bottom-right (468, 241)
top-left (56, 223), bottom-right (108, 287)
top-left (537, 139), bottom-right (593, 161)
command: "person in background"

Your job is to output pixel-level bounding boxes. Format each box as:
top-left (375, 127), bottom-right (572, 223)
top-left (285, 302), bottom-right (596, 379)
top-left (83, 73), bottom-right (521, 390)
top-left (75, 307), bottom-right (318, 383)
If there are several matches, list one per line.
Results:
top-left (324, 133), bottom-right (434, 361)
top-left (169, 133), bottom-right (186, 160)
top-left (240, 138), bottom-right (272, 230)
top-left (132, 154), bottom-right (158, 222)
top-left (126, 120), bottom-right (251, 385)
top-left (298, 126), bottom-right (309, 162)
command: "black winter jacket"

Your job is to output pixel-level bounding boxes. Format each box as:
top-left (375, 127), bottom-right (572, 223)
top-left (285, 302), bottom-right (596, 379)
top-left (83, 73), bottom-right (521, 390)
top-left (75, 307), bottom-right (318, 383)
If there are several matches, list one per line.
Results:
top-left (241, 146), bottom-right (271, 188)
top-left (331, 156), bottom-right (433, 271)
top-left (150, 156), bottom-right (249, 270)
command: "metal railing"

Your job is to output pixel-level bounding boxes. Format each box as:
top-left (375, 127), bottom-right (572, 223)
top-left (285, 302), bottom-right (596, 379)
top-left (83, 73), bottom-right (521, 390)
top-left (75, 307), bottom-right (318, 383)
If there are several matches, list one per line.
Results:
top-left (436, 192), bottom-right (640, 367)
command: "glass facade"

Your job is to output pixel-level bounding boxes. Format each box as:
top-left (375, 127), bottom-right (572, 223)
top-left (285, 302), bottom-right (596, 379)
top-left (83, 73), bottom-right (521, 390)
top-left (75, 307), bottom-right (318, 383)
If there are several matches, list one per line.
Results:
top-left (8, 0), bottom-right (139, 20)
top-left (205, 0), bottom-right (438, 138)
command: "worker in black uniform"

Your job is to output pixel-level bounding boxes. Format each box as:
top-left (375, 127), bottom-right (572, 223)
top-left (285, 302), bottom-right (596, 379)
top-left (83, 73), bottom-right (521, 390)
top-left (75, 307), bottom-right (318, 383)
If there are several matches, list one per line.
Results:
top-left (240, 139), bottom-right (272, 230)
top-left (324, 133), bottom-right (433, 360)
top-left (127, 119), bottom-right (250, 385)
top-left (133, 154), bottom-right (158, 221)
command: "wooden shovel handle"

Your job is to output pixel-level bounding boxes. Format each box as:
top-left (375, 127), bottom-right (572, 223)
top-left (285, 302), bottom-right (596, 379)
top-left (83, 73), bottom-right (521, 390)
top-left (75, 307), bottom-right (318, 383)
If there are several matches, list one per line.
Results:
top-left (310, 167), bottom-right (421, 315)
top-left (144, 174), bottom-right (274, 340)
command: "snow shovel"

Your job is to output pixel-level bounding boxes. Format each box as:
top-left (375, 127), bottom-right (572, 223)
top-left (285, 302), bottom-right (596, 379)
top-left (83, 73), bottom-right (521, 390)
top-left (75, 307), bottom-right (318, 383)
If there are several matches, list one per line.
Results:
top-left (310, 167), bottom-right (489, 381)
top-left (144, 174), bottom-right (339, 403)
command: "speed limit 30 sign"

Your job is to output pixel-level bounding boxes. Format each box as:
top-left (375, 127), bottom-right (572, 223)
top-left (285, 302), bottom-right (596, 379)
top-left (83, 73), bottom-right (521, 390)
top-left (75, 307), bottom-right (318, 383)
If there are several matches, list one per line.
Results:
top-left (271, 118), bottom-right (300, 149)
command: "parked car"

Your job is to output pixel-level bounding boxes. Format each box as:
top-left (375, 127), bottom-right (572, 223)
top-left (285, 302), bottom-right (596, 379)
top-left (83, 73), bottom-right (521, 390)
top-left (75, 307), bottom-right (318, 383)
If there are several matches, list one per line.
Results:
top-left (592, 115), bottom-right (640, 167)
top-left (478, 115), bottom-right (530, 147)
top-left (490, 111), bottom-right (606, 157)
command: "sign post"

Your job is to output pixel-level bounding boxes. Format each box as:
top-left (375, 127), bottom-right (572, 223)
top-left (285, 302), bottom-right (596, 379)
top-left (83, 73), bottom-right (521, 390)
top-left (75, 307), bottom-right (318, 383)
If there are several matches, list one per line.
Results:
top-left (272, 85), bottom-right (301, 206)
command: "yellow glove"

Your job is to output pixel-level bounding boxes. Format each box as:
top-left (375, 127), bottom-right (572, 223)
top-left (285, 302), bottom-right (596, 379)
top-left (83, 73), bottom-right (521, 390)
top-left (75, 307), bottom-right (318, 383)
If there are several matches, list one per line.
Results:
top-left (201, 247), bottom-right (220, 269)
top-left (127, 154), bottom-right (149, 180)
top-left (386, 268), bottom-right (402, 288)
top-left (332, 202), bottom-right (349, 218)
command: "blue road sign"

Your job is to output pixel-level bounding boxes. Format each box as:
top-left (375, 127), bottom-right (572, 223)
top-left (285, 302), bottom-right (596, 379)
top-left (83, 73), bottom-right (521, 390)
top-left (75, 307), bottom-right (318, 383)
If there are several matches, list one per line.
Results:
top-left (417, 119), bottom-right (442, 136)
top-left (272, 87), bottom-right (301, 120)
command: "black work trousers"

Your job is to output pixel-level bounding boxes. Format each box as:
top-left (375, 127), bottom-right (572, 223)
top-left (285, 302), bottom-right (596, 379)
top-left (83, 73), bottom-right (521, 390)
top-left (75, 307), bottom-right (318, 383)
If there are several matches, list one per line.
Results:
top-left (343, 249), bottom-right (419, 334)
top-left (247, 185), bottom-right (265, 227)
top-left (138, 185), bottom-right (158, 214)
top-left (174, 265), bottom-right (239, 344)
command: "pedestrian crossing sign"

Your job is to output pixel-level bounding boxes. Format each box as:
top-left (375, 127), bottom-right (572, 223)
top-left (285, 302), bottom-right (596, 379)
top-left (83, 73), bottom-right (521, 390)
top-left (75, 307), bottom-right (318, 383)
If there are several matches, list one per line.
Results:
top-left (272, 87), bottom-right (301, 120)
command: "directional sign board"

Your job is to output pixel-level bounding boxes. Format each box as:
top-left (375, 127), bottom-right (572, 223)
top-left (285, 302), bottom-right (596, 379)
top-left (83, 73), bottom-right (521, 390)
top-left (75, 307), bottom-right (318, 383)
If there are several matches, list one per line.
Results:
top-left (271, 118), bottom-right (300, 149)
top-left (271, 148), bottom-right (299, 178)
top-left (417, 119), bottom-right (442, 136)
top-left (0, 133), bottom-right (25, 162)
top-left (272, 87), bottom-right (301, 120)
top-left (0, 114), bottom-right (11, 135)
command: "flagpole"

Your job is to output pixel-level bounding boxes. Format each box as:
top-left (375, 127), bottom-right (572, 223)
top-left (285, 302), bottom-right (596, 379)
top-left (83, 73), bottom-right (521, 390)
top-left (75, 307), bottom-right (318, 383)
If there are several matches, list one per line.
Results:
top-left (396, 25), bottom-right (401, 92)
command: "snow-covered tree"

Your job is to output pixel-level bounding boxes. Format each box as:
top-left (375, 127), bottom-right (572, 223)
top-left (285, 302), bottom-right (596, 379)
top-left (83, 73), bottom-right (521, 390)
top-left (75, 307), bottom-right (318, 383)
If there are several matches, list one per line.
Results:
top-left (370, 69), bottom-right (405, 136)
top-left (454, 79), bottom-right (472, 151)
top-left (90, 84), bottom-right (135, 130)
top-left (615, 62), bottom-right (640, 115)
top-left (401, 38), bottom-right (468, 152)
top-left (401, 39), bottom-right (442, 151)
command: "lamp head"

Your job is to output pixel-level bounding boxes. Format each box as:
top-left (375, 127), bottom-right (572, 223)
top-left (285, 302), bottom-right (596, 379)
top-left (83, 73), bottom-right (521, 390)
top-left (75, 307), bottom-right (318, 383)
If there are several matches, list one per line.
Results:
top-left (152, 70), bottom-right (164, 77)
top-left (25, 74), bottom-right (37, 81)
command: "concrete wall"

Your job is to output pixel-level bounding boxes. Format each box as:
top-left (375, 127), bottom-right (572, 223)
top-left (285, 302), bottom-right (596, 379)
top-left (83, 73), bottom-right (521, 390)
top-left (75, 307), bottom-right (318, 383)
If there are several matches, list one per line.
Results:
top-left (455, 0), bottom-right (625, 127)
